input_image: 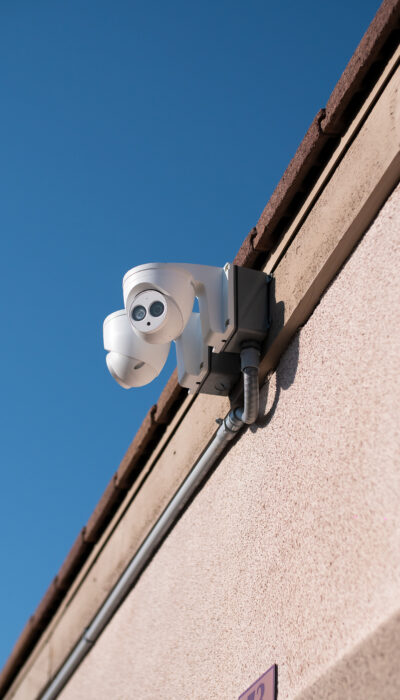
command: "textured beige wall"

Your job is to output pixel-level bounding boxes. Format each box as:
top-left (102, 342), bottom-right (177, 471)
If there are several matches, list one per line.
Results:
top-left (60, 184), bottom-right (400, 700)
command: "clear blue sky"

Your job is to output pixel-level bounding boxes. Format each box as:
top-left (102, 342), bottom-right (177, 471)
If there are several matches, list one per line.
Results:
top-left (1, 0), bottom-right (380, 668)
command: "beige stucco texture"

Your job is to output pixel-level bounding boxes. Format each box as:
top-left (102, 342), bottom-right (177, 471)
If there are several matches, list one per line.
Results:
top-left (60, 184), bottom-right (400, 699)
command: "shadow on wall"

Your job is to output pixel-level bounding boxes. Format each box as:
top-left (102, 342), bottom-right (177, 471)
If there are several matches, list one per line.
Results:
top-left (251, 299), bottom-right (300, 433)
top-left (295, 609), bottom-right (400, 699)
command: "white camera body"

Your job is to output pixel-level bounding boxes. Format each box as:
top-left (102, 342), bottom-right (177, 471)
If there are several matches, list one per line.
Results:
top-left (103, 310), bottom-right (170, 388)
top-left (104, 262), bottom-right (270, 394)
top-left (123, 264), bottom-right (195, 344)
top-left (123, 262), bottom-right (235, 350)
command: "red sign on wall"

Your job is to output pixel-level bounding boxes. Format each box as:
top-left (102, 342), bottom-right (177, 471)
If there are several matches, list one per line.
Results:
top-left (238, 664), bottom-right (277, 700)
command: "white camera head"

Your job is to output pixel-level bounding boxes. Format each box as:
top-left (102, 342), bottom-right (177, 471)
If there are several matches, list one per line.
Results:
top-left (123, 263), bottom-right (195, 344)
top-left (105, 261), bottom-right (270, 397)
top-left (103, 309), bottom-right (170, 388)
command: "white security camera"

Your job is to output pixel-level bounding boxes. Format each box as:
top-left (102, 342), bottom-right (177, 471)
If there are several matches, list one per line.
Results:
top-left (103, 310), bottom-right (170, 388)
top-left (104, 262), bottom-right (270, 396)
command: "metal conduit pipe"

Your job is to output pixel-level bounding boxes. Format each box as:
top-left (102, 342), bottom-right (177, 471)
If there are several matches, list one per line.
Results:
top-left (41, 346), bottom-right (261, 700)
top-left (235, 346), bottom-right (260, 424)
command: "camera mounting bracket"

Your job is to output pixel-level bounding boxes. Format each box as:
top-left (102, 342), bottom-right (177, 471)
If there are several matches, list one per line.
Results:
top-left (176, 265), bottom-right (271, 395)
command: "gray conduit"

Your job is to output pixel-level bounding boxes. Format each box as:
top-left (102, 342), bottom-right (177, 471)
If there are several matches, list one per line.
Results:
top-left (40, 346), bottom-right (260, 700)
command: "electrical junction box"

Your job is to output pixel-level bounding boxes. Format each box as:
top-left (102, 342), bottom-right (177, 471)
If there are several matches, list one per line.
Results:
top-left (197, 265), bottom-right (271, 396)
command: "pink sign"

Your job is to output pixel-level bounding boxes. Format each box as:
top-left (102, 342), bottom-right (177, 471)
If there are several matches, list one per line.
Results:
top-left (238, 664), bottom-right (277, 700)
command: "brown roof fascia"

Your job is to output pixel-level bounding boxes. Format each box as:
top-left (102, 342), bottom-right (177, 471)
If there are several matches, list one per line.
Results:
top-left (115, 371), bottom-right (186, 491)
top-left (251, 108), bottom-right (333, 261)
top-left (153, 369), bottom-right (184, 425)
top-left (31, 579), bottom-right (62, 632)
top-left (248, 0), bottom-right (400, 266)
top-left (84, 475), bottom-right (127, 544)
top-left (0, 618), bottom-right (36, 697)
top-left (322, 0), bottom-right (400, 134)
top-left (234, 227), bottom-right (259, 268)
top-left (1, 1), bottom-right (399, 696)
top-left (2, 577), bottom-right (62, 685)
top-left (0, 529), bottom-right (92, 694)
top-left (57, 529), bottom-right (93, 591)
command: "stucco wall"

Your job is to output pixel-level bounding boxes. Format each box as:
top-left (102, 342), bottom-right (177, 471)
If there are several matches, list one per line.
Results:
top-left (60, 183), bottom-right (400, 700)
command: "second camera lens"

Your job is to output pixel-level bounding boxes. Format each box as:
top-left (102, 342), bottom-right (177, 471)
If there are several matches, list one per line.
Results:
top-left (149, 301), bottom-right (165, 317)
top-left (132, 305), bottom-right (146, 322)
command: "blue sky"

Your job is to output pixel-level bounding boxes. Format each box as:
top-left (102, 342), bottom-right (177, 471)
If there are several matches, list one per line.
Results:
top-left (0, 0), bottom-right (380, 668)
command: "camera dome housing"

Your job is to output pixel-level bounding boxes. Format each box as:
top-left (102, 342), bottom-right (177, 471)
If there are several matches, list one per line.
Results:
top-left (123, 264), bottom-right (195, 344)
top-left (103, 310), bottom-right (170, 388)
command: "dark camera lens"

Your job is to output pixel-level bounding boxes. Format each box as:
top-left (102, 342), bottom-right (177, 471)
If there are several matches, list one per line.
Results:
top-left (149, 301), bottom-right (165, 317)
top-left (132, 305), bottom-right (146, 322)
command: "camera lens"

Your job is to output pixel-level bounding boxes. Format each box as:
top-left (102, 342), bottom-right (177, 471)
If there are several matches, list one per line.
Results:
top-left (149, 301), bottom-right (165, 317)
top-left (132, 305), bottom-right (146, 322)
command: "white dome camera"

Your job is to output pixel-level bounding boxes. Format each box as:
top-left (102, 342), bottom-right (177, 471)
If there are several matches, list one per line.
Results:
top-left (103, 310), bottom-right (170, 388)
top-left (104, 262), bottom-right (270, 395)
top-left (123, 264), bottom-right (195, 344)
